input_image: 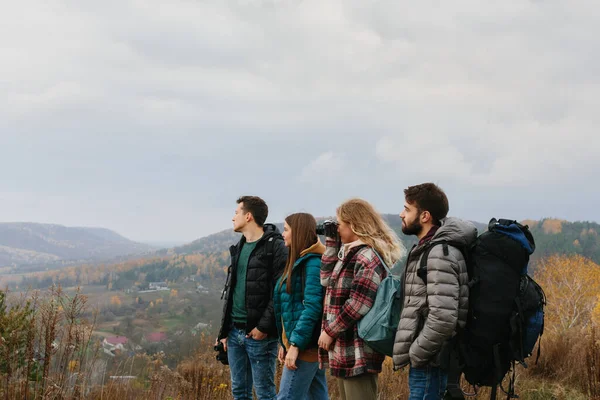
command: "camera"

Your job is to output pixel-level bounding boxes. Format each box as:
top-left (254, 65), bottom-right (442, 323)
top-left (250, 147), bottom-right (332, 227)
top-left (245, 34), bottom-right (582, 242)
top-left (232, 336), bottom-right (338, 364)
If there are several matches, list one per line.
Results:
top-left (316, 220), bottom-right (339, 236)
top-left (214, 341), bottom-right (229, 365)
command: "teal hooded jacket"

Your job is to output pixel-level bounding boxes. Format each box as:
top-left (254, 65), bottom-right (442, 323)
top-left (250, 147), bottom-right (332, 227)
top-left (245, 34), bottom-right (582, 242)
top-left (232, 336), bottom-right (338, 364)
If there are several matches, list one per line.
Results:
top-left (273, 252), bottom-right (324, 351)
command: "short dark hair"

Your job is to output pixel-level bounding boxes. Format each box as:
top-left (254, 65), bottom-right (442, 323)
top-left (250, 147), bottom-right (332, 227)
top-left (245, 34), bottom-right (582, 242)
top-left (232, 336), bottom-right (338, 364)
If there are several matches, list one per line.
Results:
top-left (404, 183), bottom-right (449, 226)
top-left (237, 196), bottom-right (268, 227)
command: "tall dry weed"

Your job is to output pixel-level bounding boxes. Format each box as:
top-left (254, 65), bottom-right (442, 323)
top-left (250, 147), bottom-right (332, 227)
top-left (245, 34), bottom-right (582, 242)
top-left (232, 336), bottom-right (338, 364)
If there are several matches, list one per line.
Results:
top-left (2, 283), bottom-right (595, 399)
top-left (0, 286), bottom-right (99, 400)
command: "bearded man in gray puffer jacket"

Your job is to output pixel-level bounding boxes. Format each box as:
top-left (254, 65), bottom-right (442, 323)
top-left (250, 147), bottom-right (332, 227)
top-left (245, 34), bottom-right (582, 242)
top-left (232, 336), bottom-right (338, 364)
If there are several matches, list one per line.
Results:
top-left (393, 183), bottom-right (477, 400)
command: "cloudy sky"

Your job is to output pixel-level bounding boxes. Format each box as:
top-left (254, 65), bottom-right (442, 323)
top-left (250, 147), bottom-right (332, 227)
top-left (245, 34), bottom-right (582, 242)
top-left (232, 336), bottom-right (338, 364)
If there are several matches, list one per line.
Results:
top-left (1, 0), bottom-right (599, 243)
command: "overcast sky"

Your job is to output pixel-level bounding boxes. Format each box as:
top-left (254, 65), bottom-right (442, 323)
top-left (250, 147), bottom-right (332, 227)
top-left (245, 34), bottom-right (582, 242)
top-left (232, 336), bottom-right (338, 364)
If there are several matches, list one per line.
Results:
top-left (1, 0), bottom-right (599, 243)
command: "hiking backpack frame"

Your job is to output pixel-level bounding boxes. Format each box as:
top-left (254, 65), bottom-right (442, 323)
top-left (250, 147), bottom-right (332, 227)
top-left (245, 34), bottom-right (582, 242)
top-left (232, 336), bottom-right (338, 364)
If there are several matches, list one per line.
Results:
top-left (418, 219), bottom-right (546, 400)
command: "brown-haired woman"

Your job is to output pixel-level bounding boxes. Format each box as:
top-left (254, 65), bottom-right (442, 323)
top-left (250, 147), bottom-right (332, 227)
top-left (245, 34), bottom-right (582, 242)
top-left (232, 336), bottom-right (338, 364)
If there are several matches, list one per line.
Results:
top-left (273, 212), bottom-right (328, 400)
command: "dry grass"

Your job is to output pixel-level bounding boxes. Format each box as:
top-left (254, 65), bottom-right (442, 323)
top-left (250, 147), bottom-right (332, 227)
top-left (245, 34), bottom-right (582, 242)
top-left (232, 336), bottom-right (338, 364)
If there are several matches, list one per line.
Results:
top-left (1, 285), bottom-right (596, 399)
top-left (1, 285), bottom-right (101, 399)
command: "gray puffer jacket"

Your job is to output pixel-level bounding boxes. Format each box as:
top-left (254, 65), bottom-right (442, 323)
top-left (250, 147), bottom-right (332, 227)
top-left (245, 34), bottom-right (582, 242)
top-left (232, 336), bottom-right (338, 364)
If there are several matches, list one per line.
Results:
top-left (393, 217), bottom-right (477, 369)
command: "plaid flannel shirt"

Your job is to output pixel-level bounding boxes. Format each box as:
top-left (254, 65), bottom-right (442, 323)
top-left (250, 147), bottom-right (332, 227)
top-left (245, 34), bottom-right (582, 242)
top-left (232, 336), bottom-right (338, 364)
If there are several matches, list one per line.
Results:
top-left (318, 238), bottom-right (387, 378)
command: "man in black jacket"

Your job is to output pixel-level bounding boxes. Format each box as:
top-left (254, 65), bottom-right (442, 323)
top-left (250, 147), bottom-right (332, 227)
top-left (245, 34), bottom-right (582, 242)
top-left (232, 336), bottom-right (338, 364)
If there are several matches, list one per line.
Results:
top-left (217, 196), bottom-right (287, 400)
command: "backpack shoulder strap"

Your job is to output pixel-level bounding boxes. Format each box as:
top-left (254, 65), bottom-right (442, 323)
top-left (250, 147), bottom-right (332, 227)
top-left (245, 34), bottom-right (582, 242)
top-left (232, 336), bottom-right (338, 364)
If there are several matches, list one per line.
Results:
top-left (418, 240), bottom-right (468, 284)
top-left (265, 236), bottom-right (276, 272)
top-left (370, 248), bottom-right (391, 275)
top-left (443, 335), bottom-right (466, 400)
top-left (418, 241), bottom-right (446, 284)
top-left (264, 236), bottom-right (278, 298)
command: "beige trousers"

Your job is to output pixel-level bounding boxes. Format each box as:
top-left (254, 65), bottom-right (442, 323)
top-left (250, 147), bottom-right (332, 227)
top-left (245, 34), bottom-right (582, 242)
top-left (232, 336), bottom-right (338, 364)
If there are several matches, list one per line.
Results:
top-left (337, 373), bottom-right (379, 400)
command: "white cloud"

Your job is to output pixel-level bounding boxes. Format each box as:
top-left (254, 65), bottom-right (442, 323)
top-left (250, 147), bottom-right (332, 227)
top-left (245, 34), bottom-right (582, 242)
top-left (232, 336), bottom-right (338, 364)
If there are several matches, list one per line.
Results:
top-left (375, 135), bottom-right (475, 183)
top-left (0, 0), bottom-right (599, 239)
top-left (376, 117), bottom-right (598, 188)
top-left (299, 152), bottom-right (346, 185)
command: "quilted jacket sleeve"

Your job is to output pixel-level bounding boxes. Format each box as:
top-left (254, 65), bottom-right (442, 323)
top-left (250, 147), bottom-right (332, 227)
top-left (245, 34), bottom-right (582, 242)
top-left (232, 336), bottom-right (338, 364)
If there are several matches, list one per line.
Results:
top-left (289, 258), bottom-right (324, 350)
top-left (408, 247), bottom-right (460, 366)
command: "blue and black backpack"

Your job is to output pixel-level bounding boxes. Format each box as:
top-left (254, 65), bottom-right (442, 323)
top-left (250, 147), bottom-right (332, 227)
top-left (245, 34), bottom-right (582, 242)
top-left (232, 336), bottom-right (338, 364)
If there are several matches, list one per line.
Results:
top-left (421, 219), bottom-right (546, 400)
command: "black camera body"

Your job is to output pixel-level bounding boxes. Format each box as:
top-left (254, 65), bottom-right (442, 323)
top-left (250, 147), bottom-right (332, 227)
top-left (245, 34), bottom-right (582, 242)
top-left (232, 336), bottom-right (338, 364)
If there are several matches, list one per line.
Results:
top-left (214, 341), bottom-right (229, 365)
top-left (316, 220), bottom-right (339, 236)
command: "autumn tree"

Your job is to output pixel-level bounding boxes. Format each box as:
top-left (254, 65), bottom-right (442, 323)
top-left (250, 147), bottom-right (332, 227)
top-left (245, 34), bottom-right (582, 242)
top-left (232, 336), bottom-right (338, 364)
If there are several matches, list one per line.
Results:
top-left (110, 295), bottom-right (122, 307)
top-left (535, 254), bottom-right (600, 334)
top-left (593, 296), bottom-right (600, 327)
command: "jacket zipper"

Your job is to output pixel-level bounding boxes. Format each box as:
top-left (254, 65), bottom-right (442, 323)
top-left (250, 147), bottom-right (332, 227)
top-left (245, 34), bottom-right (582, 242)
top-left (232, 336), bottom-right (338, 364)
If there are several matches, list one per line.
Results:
top-left (243, 233), bottom-right (269, 328)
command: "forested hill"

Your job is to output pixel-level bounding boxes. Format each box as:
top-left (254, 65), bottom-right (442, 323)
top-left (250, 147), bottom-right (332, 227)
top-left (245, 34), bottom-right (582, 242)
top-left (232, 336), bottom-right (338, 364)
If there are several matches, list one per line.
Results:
top-left (524, 219), bottom-right (600, 264)
top-left (172, 217), bottom-right (600, 266)
top-left (170, 215), bottom-right (484, 262)
top-left (0, 222), bottom-right (154, 268)
top-left (11, 218), bottom-right (600, 293)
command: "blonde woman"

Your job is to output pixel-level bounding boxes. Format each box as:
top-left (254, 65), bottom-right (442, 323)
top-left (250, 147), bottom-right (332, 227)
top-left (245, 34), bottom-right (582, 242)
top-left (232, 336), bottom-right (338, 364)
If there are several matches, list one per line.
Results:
top-left (318, 198), bottom-right (405, 400)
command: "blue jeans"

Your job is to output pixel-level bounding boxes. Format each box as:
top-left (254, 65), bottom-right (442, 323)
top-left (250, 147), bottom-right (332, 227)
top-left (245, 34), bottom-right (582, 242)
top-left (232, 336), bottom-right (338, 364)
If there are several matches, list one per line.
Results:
top-left (408, 365), bottom-right (448, 400)
top-left (277, 358), bottom-right (328, 400)
top-left (227, 328), bottom-right (278, 400)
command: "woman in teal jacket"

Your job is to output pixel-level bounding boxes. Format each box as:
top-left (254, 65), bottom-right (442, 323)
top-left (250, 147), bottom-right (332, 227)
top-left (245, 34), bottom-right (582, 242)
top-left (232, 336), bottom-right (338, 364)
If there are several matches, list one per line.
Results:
top-left (274, 213), bottom-right (328, 400)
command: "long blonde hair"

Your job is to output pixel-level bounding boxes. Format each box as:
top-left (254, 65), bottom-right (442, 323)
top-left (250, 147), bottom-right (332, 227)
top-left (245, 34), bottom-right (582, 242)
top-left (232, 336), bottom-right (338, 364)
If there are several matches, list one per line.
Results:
top-left (337, 198), bottom-right (405, 267)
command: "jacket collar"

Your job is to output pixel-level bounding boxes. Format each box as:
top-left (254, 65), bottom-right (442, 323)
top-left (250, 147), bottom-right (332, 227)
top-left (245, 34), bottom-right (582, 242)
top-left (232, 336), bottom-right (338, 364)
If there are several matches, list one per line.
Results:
top-left (293, 239), bottom-right (326, 267)
top-left (237, 223), bottom-right (281, 248)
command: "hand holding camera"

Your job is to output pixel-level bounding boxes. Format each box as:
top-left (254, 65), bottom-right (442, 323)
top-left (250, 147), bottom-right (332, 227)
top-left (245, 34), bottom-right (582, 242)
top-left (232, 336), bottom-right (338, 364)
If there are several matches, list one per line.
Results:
top-left (214, 339), bottom-right (229, 365)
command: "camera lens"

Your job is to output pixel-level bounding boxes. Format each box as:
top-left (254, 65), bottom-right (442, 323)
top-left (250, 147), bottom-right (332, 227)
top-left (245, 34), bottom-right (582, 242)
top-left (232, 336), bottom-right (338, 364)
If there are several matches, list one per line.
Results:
top-left (316, 224), bottom-right (325, 235)
top-left (316, 220), bottom-right (339, 237)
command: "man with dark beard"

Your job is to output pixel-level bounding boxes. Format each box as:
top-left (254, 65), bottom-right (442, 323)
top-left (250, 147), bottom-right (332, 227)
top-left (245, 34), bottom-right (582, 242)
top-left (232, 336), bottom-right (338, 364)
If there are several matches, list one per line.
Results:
top-left (392, 183), bottom-right (477, 400)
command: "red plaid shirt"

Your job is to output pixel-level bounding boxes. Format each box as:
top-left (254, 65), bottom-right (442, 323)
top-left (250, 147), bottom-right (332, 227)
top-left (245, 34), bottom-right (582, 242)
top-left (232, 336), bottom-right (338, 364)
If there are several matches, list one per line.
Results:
top-left (319, 239), bottom-right (387, 378)
top-left (418, 225), bottom-right (439, 246)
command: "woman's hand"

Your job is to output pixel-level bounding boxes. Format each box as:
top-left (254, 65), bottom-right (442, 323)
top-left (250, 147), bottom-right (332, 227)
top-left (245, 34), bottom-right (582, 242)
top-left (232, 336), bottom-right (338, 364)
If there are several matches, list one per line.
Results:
top-left (318, 331), bottom-right (334, 351)
top-left (285, 345), bottom-right (299, 370)
top-left (278, 346), bottom-right (286, 364)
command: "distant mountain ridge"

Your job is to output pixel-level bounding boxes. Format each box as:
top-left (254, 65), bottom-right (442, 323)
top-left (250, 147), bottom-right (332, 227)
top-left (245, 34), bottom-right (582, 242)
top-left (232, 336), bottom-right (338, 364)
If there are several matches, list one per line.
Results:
top-left (172, 217), bottom-right (600, 266)
top-left (0, 222), bottom-right (154, 268)
top-left (9, 217), bottom-right (600, 293)
top-left (5, 216), bottom-right (595, 274)
top-left (172, 215), bottom-right (487, 259)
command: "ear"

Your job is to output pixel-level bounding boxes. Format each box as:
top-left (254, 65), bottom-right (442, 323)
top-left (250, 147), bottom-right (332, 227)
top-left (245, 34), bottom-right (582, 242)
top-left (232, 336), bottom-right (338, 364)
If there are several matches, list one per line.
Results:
top-left (245, 212), bottom-right (253, 223)
top-left (421, 211), bottom-right (432, 224)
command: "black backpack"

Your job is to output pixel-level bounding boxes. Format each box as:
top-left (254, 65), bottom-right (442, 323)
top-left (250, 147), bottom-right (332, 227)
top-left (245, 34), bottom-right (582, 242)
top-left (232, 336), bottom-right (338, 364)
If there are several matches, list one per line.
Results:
top-left (420, 219), bottom-right (546, 400)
